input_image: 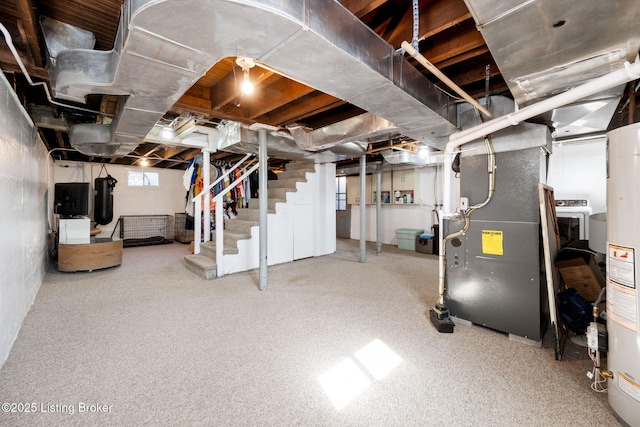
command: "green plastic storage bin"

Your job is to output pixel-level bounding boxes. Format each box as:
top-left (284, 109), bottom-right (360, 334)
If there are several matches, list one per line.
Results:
top-left (395, 228), bottom-right (424, 251)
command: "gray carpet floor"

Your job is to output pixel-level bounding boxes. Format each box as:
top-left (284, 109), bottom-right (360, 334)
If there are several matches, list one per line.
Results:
top-left (0, 239), bottom-right (621, 426)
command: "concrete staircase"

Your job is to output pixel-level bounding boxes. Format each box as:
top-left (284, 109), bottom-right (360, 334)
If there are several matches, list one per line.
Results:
top-left (184, 161), bottom-right (316, 279)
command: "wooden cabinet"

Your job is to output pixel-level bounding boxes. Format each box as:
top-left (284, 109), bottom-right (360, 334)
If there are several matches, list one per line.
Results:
top-left (346, 175), bottom-right (371, 204)
top-left (348, 169), bottom-right (415, 204)
top-left (392, 168), bottom-right (414, 191)
top-left (391, 169), bottom-right (415, 203)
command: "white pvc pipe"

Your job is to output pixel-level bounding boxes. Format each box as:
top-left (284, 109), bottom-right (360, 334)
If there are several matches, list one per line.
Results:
top-left (447, 58), bottom-right (640, 150)
top-left (442, 57), bottom-right (640, 216)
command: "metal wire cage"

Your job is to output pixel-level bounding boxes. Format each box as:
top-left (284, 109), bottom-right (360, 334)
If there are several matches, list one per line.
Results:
top-left (174, 213), bottom-right (193, 244)
top-left (117, 215), bottom-right (175, 247)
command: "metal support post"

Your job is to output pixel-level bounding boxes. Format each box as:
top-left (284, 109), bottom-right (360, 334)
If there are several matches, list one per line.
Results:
top-left (359, 154), bottom-right (366, 263)
top-left (376, 163), bottom-right (382, 255)
top-left (259, 129), bottom-right (268, 290)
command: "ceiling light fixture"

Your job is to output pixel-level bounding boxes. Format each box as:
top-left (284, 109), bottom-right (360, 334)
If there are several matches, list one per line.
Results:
top-left (140, 158), bottom-right (149, 167)
top-left (160, 125), bottom-right (175, 141)
top-left (236, 57), bottom-right (256, 95)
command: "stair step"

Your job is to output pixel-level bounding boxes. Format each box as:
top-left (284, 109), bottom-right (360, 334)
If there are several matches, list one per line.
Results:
top-left (200, 240), bottom-right (238, 256)
top-left (268, 187), bottom-right (296, 200)
top-left (268, 178), bottom-right (301, 189)
top-left (184, 254), bottom-right (217, 280)
top-left (224, 218), bottom-right (258, 234)
top-left (284, 161), bottom-right (316, 171)
top-left (184, 161), bottom-right (315, 278)
top-left (235, 207), bottom-right (277, 221)
top-left (284, 162), bottom-right (316, 172)
top-left (276, 169), bottom-right (309, 180)
top-left (243, 198), bottom-right (286, 212)
top-left (214, 230), bottom-right (252, 241)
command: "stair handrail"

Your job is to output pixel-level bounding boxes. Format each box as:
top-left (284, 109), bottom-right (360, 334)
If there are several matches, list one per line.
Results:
top-left (210, 161), bottom-right (260, 277)
top-left (194, 153), bottom-right (251, 216)
top-left (191, 153), bottom-right (251, 253)
top-left (192, 156), bottom-right (260, 278)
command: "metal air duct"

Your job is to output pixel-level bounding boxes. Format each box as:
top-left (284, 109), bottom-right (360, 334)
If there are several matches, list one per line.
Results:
top-left (45, 0), bottom-right (457, 157)
top-left (463, 0), bottom-right (640, 138)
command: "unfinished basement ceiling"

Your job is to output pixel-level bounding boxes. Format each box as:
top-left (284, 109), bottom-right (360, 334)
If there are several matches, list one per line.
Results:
top-left (0, 0), bottom-right (639, 169)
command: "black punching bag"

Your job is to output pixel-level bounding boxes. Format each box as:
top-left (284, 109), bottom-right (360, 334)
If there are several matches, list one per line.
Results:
top-left (94, 175), bottom-right (117, 225)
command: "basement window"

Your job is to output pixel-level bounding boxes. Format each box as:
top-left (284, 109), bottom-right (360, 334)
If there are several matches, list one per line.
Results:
top-left (336, 176), bottom-right (346, 211)
top-left (128, 171), bottom-right (159, 186)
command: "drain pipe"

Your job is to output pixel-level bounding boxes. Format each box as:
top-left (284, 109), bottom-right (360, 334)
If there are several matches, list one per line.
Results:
top-left (433, 56), bottom-right (640, 331)
top-left (359, 154), bottom-right (367, 263)
top-left (258, 128), bottom-right (268, 290)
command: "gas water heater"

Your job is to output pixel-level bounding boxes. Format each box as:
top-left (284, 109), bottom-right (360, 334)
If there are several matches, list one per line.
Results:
top-left (606, 122), bottom-right (640, 426)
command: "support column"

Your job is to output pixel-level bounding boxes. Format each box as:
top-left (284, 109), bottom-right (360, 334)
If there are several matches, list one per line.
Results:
top-left (359, 154), bottom-right (366, 263)
top-left (259, 129), bottom-right (268, 290)
top-left (376, 163), bottom-right (382, 255)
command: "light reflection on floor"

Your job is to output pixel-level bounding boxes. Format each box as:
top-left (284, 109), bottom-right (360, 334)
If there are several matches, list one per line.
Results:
top-left (318, 339), bottom-right (403, 410)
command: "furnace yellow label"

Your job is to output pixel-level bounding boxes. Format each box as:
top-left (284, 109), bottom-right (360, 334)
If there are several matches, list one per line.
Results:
top-left (482, 230), bottom-right (503, 255)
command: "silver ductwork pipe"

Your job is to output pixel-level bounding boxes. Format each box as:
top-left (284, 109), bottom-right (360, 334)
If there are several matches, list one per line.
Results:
top-left (46, 0), bottom-right (456, 157)
top-left (288, 113), bottom-right (401, 151)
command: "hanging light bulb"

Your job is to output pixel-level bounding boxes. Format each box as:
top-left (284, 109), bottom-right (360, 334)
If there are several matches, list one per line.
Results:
top-left (241, 68), bottom-right (254, 94)
top-left (236, 57), bottom-right (256, 95)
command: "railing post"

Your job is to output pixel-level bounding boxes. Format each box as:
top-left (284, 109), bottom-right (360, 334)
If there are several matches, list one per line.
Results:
top-left (194, 197), bottom-right (201, 254)
top-left (203, 151), bottom-right (211, 242)
top-left (215, 195), bottom-right (224, 277)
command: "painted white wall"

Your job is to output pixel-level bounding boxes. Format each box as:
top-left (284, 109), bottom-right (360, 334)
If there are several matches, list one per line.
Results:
top-left (350, 139), bottom-right (608, 246)
top-left (547, 139), bottom-right (607, 213)
top-left (350, 165), bottom-right (440, 244)
top-left (0, 74), bottom-right (49, 367)
top-left (52, 162), bottom-right (188, 237)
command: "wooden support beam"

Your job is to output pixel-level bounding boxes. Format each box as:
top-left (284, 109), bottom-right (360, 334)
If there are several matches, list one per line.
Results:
top-left (384, 0), bottom-right (472, 48)
top-left (420, 20), bottom-right (485, 66)
top-left (15, 0), bottom-right (43, 67)
top-left (0, 48), bottom-right (48, 79)
top-left (341, 0), bottom-right (388, 18)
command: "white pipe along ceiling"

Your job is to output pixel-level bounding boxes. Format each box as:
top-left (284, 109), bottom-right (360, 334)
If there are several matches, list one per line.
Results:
top-left (44, 0), bottom-right (457, 158)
